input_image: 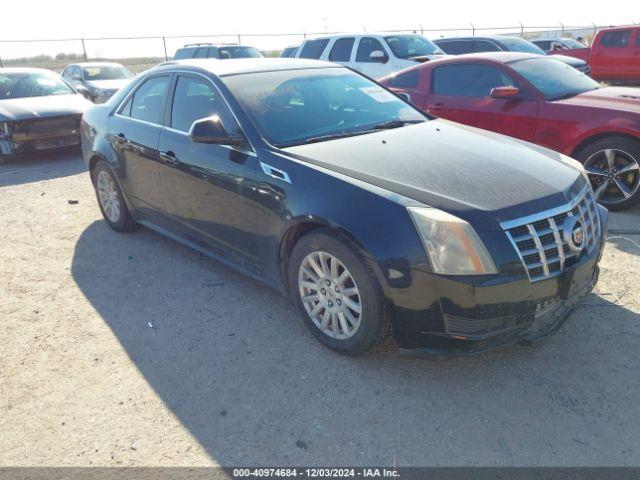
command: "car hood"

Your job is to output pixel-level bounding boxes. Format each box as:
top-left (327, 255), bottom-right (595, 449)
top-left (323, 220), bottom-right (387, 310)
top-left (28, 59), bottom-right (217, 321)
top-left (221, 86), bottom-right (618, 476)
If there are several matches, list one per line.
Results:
top-left (282, 120), bottom-right (584, 231)
top-left (550, 54), bottom-right (587, 67)
top-left (554, 87), bottom-right (640, 115)
top-left (0, 94), bottom-right (91, 122)
top-left (86, 79), bottom-right (131, 91)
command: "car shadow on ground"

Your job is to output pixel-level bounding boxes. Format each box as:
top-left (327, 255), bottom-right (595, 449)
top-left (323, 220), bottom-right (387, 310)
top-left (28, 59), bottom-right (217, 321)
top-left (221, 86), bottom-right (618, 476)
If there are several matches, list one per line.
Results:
top-left (71, 220), bottom-right (640, 466)
top-left (0, 149), bottom-right (86, 187)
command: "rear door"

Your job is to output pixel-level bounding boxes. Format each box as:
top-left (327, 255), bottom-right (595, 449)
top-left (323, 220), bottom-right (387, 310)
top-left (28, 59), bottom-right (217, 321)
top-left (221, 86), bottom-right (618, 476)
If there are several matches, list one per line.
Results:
top-left (327, 37), bottom-right (356, 66)
top-left (591, 29), bottom-right (633, 79)
top-left (157, 73), bottom-right (260, 270)
top-left (631, 29), bottom-right (640, 79)
top-left (426, 63), bottom-right (539, 141)
top-left (110, 74), bottom-right (172, 217)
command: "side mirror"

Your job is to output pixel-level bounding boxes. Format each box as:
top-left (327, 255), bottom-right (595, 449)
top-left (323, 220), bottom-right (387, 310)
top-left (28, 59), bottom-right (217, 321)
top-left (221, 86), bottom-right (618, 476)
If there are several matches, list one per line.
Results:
top-left (189, 115), bottom-right (245, 146)
top-left (490, 86), bottom-right (521, 100)
top-left (369, 50), bottom-right (388, 63)
top-left (396, 92), bottom-right (412, 103)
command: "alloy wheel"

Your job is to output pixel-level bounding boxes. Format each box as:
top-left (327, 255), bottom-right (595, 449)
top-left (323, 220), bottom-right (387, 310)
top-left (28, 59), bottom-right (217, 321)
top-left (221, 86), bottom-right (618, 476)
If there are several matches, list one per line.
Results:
top-left (298, 251), bottom-right (362, 340)
top-left (96, 170), bottom-right (122, 223)
top-left (584, 148), bottom-right (640, 207)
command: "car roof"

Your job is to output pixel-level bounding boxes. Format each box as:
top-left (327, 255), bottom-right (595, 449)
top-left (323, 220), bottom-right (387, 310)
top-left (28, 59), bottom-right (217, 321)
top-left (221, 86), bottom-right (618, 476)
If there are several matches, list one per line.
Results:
top-left (155, 58), bottom-right (340, 76)
top-left (0, 67), bottom-right (58, 74)
top-left (305, 32), bottom-right (421, 41)
top-left (71, 62), bottom-right (126, 68)
top-left (597, 25), bottom-right (640, 32)
top-left (432, 51), bottom-right (543, 63)
top-left (436, 36), bottom-right (522, 42)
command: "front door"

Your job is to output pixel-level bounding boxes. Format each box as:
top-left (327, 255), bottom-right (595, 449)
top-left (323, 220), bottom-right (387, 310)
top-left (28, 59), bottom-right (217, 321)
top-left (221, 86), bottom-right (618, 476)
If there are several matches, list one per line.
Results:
top-left (109, 74), bottom-right (172, 217)
top-left (425, 63), bottom-right (539, 142)
top-left (157, 74), bottom-right (259, 270)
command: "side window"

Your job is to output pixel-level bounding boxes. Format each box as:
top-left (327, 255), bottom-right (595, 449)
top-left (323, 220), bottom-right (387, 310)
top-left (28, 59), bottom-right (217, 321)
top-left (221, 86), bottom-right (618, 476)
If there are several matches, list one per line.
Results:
top-left (600, 30), bottom-right (631, 48)
top-left (387, 69), bottom-right (420, 88)
top-left (299, 39), bottom-right (330, 59)
top-left (356, 37), bottom-right (388, 62)
top-left (636, 31), bottom-right (640, 47)
top-left (174, 48), bottom-right (194, 60)
top-left (124, 76), bottom-right (170, 124)
top-left (433, 64), bottom-right (516, 97)
top-left (170, 75), bottom-right (237, 133)
top-left (329, 38), bottom-right (355, 62)
top-left (535, 40), bottom-right (551, 50)
top-left (437, 40), bottom-right (473, 55)
top-left (195, 47), bottom-right (210, 58)
top-left (474, 40), bottom-right (501, 52)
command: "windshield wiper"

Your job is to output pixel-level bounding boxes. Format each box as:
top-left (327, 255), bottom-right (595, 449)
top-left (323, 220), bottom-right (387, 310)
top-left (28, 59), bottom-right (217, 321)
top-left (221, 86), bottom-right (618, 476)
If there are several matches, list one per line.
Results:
top-left (302, 130), bottom-right (373, 145)
top-left (370, 119), bottom-right (425, 130)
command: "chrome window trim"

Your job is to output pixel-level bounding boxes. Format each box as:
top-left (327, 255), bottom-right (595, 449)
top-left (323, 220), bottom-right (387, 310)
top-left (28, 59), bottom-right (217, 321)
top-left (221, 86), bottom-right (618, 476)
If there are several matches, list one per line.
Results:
top-left (112, 69), bottom-right (257, 155)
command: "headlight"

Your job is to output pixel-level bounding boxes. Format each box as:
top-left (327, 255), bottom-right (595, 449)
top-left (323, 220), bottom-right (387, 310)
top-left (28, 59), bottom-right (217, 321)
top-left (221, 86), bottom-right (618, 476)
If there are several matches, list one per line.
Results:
top-left (408, 207), bottom-right (498, 275)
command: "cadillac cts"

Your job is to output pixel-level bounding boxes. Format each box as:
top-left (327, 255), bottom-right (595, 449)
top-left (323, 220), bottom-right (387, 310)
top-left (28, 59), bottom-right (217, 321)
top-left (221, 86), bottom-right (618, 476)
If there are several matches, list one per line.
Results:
top-left (81, 59), bottom-right (607, 356)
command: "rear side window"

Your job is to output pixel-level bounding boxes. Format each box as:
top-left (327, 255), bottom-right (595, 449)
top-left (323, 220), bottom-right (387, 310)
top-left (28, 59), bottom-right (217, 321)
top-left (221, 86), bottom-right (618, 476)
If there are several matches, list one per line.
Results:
top-left (174, 48), bottom-right (194, 60)
top-left (433, 64), bottom-right (515, 97)
top-left (299, 39), bottom-right (330, 59)
top-left (437, 40), bottom-right (473, 55)
top-left (281, 46), bottom-right (298, 58)
top-left (387, 69), bottom-right (420, 88)
top-left (170, 75), bottom-right (236, 132)
top-left (600, 30), bottom-right (631, 48)
top-left (636, 32), bottom-right (640, 46)
top-left (124, 76), bottom-right (170, 124)
top-left (194, 47), bottom-right (210, 58)
top-left (356, 37), bottom-right (387, 62)
top-left (535, 40), bottom-right (551, 50)
top-left (329, 38), bottom-right (355, 62)
top-left (474, 40), bottom-right (501, 52)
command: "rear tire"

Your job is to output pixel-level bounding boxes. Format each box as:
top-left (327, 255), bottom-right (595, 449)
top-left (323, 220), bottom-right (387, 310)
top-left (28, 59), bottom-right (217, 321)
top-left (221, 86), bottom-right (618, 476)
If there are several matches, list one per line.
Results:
top-left (92, 160), bottom-right (137, 232)
top-left (577, 136), bottom-right (640, 211)
top-left (288, 230), bottom-right (390, 355)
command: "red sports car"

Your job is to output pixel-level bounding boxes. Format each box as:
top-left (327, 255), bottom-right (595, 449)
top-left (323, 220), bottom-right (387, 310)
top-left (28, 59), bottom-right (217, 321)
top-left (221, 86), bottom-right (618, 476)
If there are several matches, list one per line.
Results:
top-left (380, 52), bottom-right (640, 210)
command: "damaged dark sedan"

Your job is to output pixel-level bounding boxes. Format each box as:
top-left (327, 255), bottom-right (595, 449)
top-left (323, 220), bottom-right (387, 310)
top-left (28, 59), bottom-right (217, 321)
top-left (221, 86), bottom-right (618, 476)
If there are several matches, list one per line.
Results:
top-left (0, 68), bottom-right (92, 160)
top-left (81, 59), bottom-right (607, 356)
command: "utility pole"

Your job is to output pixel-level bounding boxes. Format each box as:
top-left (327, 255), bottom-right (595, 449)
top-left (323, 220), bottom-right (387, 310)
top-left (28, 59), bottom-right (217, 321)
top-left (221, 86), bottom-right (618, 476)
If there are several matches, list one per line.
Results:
top-left (81, 38), bottom-right (88, 61)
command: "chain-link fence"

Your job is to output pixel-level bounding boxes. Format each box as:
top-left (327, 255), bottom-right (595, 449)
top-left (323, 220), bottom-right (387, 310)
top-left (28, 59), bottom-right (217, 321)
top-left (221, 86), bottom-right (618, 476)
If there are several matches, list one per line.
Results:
top-left (0, 23), bottom-right (633, 72)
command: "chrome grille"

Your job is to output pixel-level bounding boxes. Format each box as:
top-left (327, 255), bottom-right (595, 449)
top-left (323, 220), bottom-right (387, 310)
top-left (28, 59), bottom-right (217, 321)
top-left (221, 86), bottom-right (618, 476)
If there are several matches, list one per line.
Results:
top-left (502, 186), bottom-right (601, 282)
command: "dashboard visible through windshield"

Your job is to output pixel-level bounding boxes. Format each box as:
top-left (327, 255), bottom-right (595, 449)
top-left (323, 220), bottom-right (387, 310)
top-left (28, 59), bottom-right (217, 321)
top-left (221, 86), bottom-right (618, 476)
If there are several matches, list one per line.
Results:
top-left (223, 67), bottom-right (427, 147)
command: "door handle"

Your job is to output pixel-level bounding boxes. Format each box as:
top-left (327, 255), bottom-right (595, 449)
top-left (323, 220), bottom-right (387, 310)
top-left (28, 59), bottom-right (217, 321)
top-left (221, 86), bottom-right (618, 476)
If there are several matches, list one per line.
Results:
top-left (114, 133), bottom-right (128, 144)
top-left (429, 103), bottom-right (445, 110)
top-left (159, 150), bottom-right (179, 165)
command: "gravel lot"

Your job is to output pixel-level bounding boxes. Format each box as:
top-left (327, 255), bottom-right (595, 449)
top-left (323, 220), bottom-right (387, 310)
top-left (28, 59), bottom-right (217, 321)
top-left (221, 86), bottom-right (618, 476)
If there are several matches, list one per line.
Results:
top-left (1, 152), bottom-right (639, 467)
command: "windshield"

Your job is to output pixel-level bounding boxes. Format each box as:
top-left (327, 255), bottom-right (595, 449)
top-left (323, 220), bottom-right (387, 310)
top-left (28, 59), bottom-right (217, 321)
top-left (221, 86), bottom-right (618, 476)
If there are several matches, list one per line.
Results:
top-left (510, 58), bottom-right (601, 100)
top-left (499, 37), bottom-right (548, 55)
top-left (82, 65), bottom-right (133, 81)
top-left (223, 67), bottom-right (426, 147)
top-left (385, 35), bottom-right (444, 58)
top-left (562, 38), bottom-right (586, 49)
top-left (0, 71), bottom-right (75, 100)
top-left (219, 46), bottom-right (263, 58)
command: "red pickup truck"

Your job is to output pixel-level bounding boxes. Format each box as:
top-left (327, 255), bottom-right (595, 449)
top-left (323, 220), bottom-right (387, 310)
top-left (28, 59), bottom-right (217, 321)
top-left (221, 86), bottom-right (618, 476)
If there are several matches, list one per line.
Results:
top-left (549, 26), bottom-right (640, 82)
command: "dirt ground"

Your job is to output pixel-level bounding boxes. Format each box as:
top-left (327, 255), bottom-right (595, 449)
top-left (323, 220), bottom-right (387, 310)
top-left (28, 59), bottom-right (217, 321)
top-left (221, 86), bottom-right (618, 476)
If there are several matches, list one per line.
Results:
top-left (1, 152), bottom-right (639, 467)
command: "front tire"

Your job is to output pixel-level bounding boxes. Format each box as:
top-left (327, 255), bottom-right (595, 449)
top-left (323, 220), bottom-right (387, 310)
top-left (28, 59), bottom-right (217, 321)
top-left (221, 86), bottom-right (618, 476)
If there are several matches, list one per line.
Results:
top-left (92, 160), bottom-right (137, 232)
top-left (578, 136), bottom-right (640, 211)
top-left (288, 231), bottom-right (390, 355)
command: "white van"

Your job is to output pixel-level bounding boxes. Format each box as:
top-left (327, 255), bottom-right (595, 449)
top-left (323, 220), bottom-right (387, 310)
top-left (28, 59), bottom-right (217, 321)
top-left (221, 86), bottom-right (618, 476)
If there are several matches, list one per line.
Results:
top-left (294, 33), bottom-right (445, 79)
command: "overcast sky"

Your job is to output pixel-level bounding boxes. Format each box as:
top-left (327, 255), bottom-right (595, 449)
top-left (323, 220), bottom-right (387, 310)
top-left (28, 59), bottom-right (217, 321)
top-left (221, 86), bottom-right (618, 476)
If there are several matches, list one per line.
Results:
top-left (2, 0), bottom-right (637, 58)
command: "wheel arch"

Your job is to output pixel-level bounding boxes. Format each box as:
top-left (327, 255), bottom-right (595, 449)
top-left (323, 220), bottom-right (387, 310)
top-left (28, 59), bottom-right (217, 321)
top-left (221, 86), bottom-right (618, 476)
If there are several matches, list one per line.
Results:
top-left (278, 218), bottom-right (380, 292)
top-left (570, 132), bottom-right (640, 159)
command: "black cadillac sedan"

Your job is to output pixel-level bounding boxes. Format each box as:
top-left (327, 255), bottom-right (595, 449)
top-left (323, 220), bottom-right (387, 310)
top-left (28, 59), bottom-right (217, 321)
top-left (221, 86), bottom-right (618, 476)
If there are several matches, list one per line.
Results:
top-left (81, 58), bottom-right (607, 356)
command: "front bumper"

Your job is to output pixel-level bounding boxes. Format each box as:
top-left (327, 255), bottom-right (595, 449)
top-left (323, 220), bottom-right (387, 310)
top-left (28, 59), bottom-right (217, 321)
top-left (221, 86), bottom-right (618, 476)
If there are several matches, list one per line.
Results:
top-left (0, 115), bottom-right (81, 157)
top-left (393, 207), bottom-right (608, 356)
